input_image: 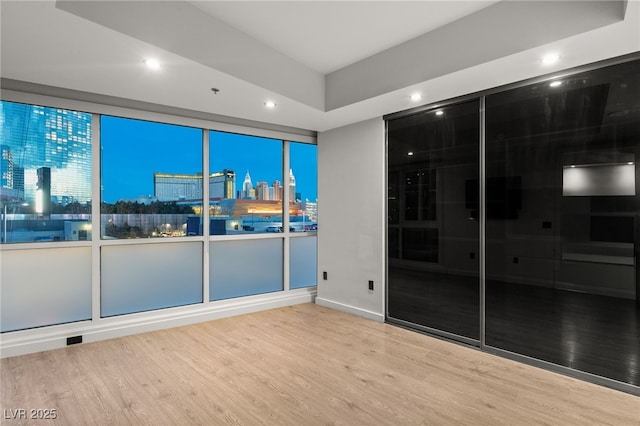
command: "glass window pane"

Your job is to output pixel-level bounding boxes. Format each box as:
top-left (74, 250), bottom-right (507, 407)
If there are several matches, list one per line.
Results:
top-left (485, 59), bottom-right (640, 386)
top-left (1, 247), bottom-right (92, 332)
top-left (387, 100), bottom-right (480, 341)
top-left (101, 242), bottom-right (203, 317)
top-left (100, 116), bottom-right (202, 239)
top-left (209, 131), bottom-right (282, 235)
top-left (0, 101), bottom-right (92, 244)
top-left (210, 239), bottom-right (283, 300)
top-left (289, 142), bottom-right (317, 232)
top-left (290, 236), bottom-right (317, 289)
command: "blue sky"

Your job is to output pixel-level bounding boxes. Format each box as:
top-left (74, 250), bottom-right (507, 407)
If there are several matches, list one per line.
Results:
top-left (101, 116), bottom-right (317, 203)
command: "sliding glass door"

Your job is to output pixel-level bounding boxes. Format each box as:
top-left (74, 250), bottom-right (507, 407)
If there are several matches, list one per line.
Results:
top-left (484, 59), bottom-right (639, 386)
top-left (386, 56), bottom-right (639, 390)
top-left (387, 100), bottom-right (480, 342)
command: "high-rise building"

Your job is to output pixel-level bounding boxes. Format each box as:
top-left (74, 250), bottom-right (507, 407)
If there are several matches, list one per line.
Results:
top-left (0, 102), bottom-right (92, 204)
top-left (153, 169), bottom-right (236, 201)
top-left (272, 180), bottom-right (282, 201)
top-left (154, 172), bottom-right (202, 200)
top-left (289, 169), bottom-right (296, 203)
top-left (241, 170), bottom-right (255, 199)
top-left (209, 169), bottom-right (235, 199)
top-left (255, 180), bottom-right (269, 200)
top-left (1, 144), bottom-right (14, 191)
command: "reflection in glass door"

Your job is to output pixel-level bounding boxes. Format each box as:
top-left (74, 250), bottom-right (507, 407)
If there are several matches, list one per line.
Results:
top-left (387, 100), bottom-right (480, 342)
top-left (386, 57), bottom-right (639, 391)
top-left (484, 59), bottom-right (640, 386)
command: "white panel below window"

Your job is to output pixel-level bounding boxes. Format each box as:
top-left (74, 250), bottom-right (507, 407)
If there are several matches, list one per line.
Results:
top-left (1, 247), bottom-right (92, 332)
top-left (210, 239), bottom-right (283, 300)
top-left (290, 236), bottom-right (317, 289)
top-left (101, 242), bottom-right (203, 317)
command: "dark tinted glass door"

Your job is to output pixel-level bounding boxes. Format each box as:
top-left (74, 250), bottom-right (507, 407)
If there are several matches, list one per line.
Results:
top-left (387, 100), bottom-right (480, 341)
top-left (485, 59), bottom-right (640, 386)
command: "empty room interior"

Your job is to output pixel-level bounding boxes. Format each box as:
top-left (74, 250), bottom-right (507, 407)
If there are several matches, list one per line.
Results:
top-left (1, 1), bottom-right (639, 424)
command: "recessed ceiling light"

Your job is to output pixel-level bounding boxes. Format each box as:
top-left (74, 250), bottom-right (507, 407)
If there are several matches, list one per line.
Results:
top-left (542, 53), bottom-right (560, 65)
top-left (407, 151), bottom-right (414, 156)
top-left (410, 93), bottom-right (422, 102)
top-left (549, 80), bottom-right (563, 88)
top-left (264, 101), bottom-right (277, 109)
top-left (435, 110), bottom-right (444, 116)
top-left (143, 58), bottom-right (161, 70)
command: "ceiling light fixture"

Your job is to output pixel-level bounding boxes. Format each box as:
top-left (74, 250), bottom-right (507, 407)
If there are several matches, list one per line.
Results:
top-left (410, 93), bottom-right (422, 102)
top-left (264, 101), bottom-right (277, 109)
top-left (408, 152), bottom-right (414, 156)
top-left (549, 80), bottom-right (563, 88)
top-left (435, 110), bottom-right (444, 116)
top-left (143, 58), bottom-right (161, 70)
top-left (542, 53), bottom-right (560, 66)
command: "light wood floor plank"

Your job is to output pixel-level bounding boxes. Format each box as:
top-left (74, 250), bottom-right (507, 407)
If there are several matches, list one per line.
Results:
top-left (1, 303), bottom-right (638, 425)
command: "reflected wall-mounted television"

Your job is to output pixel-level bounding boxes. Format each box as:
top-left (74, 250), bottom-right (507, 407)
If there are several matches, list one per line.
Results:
top-left (563, 163), bottom-right (636, 196)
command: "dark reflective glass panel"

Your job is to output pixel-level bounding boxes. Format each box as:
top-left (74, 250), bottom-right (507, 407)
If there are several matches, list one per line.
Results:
top-left (485, 59), bottom-right (640, 386)
top-left (387, 100), bottom-right (480, 340)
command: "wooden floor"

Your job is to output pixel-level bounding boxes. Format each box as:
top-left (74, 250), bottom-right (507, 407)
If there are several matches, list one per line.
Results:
top-left (1, 303), bottom-right (638, 425)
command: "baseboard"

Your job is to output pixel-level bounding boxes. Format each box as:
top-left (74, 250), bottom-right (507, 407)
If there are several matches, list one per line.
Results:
top-left (1, 289), bottom-right (316, 358)
top-left (315, 297), bottom-right (384, 323)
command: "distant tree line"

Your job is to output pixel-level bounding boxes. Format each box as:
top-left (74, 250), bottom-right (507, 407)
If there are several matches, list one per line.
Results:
top-left (51, 202), bottom-right (91, 214)
top-left (6, 200), bottom-right (195, 215)
top-left (101, 201), bottom-right (195, 215)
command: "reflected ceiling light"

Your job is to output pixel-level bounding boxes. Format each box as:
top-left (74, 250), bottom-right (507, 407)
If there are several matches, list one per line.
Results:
top-left (264, 100), bottom-right (277, 109)
top-left (410, 93), bottom-right (422, 102)
top-left (542, 53), bottom-right (560, 65)
top-left (435, 110), bottom-right (444, 116)
top-left (628, 162), bottom-right (634, 165)
top-left (407, 151), bottom-right (414, 156)
top-left (570, 165), bottom-right (576, 168)
top-left (549, 80), bottom-right (563, 88)
top-left (143, 58), bottom-right (161, 70)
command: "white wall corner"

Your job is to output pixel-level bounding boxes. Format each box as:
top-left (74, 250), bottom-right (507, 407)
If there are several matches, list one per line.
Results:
top-left (317, 117), bottom-right (386, 319)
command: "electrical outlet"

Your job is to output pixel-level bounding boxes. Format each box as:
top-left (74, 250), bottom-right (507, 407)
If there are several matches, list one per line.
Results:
top-left (67, 335), bottom-right (82, 346)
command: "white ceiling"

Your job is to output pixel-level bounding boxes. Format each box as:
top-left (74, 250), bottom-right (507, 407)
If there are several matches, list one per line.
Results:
top-left (1, 1), bottom-right (639, 133)
top-left (187, 1), bottom-right (500, 74)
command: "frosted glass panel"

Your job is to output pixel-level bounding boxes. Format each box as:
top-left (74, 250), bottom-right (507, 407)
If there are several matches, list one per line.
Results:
top-left (210, 239), bottom-right (283, 300)
top-left (290, 236), bottom-right (317, 289)
top-left (1, 247), bottom-right (91, 332)
top-left (102, 242), bottom-right (202, 317)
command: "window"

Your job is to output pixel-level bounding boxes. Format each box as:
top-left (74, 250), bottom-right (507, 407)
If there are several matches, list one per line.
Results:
top-left (0, 101), bottom-right (92, 244)
top-left (100, 116), bottom-right (203, 238)
top-left (289, 142), bottom-right (317, 232)
top-left (209, 131), bottom-right (282, 234)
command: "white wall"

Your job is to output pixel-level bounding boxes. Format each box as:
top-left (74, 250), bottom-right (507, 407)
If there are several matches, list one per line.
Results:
top-left (316, 118), bottom-right (386, 321)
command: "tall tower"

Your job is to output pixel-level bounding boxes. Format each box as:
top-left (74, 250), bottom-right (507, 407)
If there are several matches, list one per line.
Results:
top-left (242, 170), bottom-right (253, 199)
top-left (289, 169), bottom-right (296, 203)
top-left (272, 180), bottom-right (282, 201)
top-left (256, 181), bottom-right (269, 200)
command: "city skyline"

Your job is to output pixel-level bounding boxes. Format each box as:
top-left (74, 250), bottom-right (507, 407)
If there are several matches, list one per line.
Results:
top-left (101, 116), bottom-right (317, 204)
top-left (1, 102), bottom-right (317, 207)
